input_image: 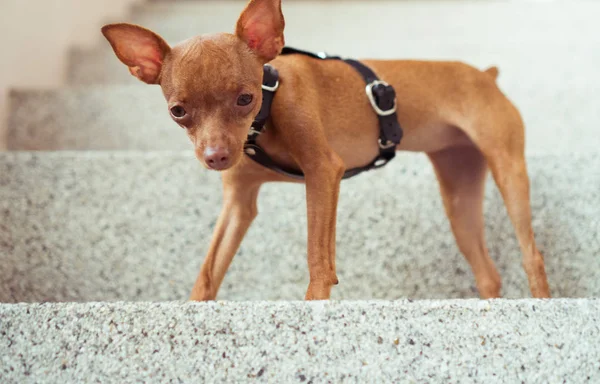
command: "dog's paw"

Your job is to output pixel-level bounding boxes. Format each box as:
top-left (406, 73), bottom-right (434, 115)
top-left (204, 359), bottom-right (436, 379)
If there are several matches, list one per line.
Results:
top-left (189, 284), bottom-right (216, 302)
top-left (305, 281), bottom-right (333, 301)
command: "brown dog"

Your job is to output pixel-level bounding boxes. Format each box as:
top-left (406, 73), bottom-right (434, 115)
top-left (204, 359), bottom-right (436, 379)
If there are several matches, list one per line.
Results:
top-left (102, 0), bottom-right (550, 300)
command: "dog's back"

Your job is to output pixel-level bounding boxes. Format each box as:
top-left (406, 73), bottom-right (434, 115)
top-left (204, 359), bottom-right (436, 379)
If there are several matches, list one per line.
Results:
top-left (268, 55), bottom-right (508, 167)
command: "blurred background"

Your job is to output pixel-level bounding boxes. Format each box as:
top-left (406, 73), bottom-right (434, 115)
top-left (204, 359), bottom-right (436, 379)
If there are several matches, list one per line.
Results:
top-left (0, 0), bottom-right (598, 302)
top-left (1, 0), bottom-right (599, 151)
top-left (0, 0), bottom-right (142, 148)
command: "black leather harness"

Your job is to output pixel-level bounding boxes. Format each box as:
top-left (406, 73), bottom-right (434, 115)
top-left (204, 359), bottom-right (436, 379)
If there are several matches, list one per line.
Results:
top-left (244, 47), bottom-right (404, 180)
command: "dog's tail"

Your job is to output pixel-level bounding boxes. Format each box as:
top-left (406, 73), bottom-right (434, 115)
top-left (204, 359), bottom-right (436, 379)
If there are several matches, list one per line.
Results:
top-left (484, 66), bottom-right (500, 80)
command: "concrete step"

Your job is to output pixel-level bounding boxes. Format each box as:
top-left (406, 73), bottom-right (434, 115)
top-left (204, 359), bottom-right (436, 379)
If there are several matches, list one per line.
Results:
top-left (1, 152), bottom-right (598, 303)
top-left (7, 86), bottom-right (189, 150)
top-left (1, 300), bottom-right (599, 383)
top-left (68, 0), bottom-right (600, 85)
top-left (7, 77), bottom-right (600, 152)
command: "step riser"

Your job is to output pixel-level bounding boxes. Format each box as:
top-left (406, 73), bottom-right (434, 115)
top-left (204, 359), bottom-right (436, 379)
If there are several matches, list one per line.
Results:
top-left (1, 153), bottom-right (598, 303)
top-left (1, 300), bottom-right (599, 383)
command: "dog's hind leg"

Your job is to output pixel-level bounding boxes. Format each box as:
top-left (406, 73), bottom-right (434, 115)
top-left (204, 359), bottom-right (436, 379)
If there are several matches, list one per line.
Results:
top-left (462, 94), bottom-right (550, 298)
top-left (485, 148), bottom-right (550, 298)
top-left (428, 145), bottom-right (502, 298)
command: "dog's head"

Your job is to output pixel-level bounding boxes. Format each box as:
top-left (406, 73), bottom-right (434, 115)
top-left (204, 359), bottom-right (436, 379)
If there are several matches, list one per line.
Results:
top-left (102, 0), bottom-right (285, 171)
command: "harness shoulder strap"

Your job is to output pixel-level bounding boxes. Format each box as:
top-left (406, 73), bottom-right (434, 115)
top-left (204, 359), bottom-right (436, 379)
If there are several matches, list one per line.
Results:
top-left (244, 64), bottom-right (307, 180)
top-left (243, 47), bottom-right (404, 180)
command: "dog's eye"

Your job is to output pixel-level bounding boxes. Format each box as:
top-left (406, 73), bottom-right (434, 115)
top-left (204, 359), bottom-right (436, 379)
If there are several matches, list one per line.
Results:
top-left (237, 94), bottom-right (253, 106)
top-left (170, 106), bottom-right (187, 119)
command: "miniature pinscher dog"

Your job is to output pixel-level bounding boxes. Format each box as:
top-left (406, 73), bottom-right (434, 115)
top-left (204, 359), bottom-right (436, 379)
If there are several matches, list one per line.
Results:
top-left (102, 0), bottom-right (550, 300)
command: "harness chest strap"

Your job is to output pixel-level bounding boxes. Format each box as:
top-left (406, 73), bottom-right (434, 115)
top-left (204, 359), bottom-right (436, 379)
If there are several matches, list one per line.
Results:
top-left (243, 47), bottom-right (404, 180)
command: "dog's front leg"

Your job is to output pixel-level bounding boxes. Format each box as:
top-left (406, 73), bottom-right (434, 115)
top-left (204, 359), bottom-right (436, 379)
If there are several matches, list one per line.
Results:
top-left (303, 152), bottom-right (345, 300)
top-left (190, 173), bottom-right (262, 301)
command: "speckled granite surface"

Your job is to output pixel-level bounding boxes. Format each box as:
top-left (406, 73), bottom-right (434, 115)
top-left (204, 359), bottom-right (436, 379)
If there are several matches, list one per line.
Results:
top-left (1, 152), bottom-right (598, 302)
top-left (1, 300), bottom-right (599, 383)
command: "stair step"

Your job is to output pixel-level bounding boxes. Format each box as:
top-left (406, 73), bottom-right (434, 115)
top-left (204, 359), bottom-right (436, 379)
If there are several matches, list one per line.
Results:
top-left (1, 300), bottom-right (599, 382)
top-left (68, 0), bottom-right (600, 85)
top-left (7, 80), bottom-right (600, 152)
top-left (1, 152), bottom-right (598, 302)
top-left (7, 86), bottom-right (188, 150)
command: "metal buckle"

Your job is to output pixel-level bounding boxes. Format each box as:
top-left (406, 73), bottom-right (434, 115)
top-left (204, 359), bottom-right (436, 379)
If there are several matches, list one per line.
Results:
top-left (317, 52), bottom-right (342, 60)
top-left (248, 127), bottom-right (263, 136)
top-left (261, 64), bottom-right (280, 92)
top-left (378, 138), bottom-right (396, 149)
top-left (366, 80), bottom-right (397, 116)
top-left (374, 157), bottom-right (389, 168)
top-left (262, 80), bottom-right (279, 92)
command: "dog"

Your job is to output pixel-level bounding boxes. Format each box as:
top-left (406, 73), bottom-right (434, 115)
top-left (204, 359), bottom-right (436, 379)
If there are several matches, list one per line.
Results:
top-left (101, 0), bottom-right (550, 300)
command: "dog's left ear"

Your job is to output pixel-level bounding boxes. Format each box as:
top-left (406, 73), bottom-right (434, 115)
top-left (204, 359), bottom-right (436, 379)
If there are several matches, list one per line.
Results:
top-left (235, 0), bottom-right (285, 63)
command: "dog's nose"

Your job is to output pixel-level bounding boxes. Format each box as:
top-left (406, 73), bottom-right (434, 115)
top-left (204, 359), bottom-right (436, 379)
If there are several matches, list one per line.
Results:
top-left (204, 147), bottom-right (231, 170)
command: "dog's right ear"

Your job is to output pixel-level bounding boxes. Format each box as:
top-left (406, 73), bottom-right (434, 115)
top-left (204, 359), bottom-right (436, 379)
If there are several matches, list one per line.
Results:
top-left (236, 0), bottom-right (285, 63)
top-left (101, 23), bottom-right (171, 84)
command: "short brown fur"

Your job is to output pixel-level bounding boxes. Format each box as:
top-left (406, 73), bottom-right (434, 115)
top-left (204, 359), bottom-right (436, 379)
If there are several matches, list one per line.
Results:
top-left (102, 0), bottom-right (550, 300)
